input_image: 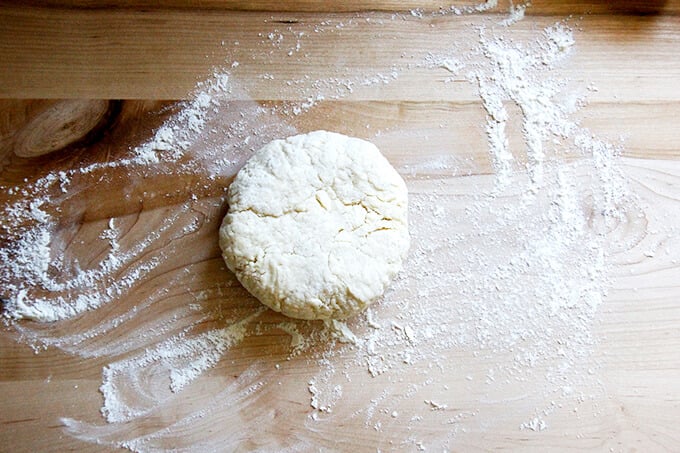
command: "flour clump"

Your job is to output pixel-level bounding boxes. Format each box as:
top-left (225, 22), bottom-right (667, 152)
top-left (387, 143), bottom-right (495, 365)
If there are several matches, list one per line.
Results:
top-left (219, 130), bottom-right (409, 320)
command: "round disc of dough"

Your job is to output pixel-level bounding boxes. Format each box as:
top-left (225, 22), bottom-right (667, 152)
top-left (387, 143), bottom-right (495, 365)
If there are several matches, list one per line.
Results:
top-left (219, 130), bottom-right (409, 320)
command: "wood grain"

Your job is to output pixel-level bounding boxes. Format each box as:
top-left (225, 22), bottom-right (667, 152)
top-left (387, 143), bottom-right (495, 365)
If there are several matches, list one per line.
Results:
top-left (10, 0), bottom-right (680, 15)
top-left (1, 1), bottom-right (680, 451)
top-left (1, 7), bottom-right (680, 100)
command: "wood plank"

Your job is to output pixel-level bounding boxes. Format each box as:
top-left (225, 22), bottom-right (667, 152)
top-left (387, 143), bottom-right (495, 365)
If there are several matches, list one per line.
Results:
top-left (1, 8), bottom-right (679, 100)
top-left (13, 0), bottom-right (680, 15)
top-left (0, 98), bottom-right (678, 237)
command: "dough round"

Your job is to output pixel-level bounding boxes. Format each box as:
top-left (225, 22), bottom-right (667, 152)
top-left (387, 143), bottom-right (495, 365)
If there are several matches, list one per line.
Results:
top-left (219, 130), bottom-right (409, 320)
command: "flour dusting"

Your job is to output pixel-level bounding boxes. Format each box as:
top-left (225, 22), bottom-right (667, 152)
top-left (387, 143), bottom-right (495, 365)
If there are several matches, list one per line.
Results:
top-left (0, 6), bottom-right (663, 452)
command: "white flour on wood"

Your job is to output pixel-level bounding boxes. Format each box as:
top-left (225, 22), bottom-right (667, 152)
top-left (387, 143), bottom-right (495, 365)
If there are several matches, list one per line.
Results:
top-left (0, 6), bottom-right (669, 452)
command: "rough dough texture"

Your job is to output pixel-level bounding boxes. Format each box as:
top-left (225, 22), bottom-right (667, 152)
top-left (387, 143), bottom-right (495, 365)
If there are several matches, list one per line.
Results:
top-left (219, 130), bottom-right (409, 320)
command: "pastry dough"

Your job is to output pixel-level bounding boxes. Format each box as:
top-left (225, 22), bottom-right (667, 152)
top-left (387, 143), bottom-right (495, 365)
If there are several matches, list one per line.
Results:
top-left (219, 131), bottom-right (409, 320)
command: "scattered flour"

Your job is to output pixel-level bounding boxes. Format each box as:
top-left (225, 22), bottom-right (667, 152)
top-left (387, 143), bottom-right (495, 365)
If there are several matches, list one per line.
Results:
top-left (100, 308), bottom-right (264, 423)
top-left (0, 73), bottom-right (235, 323)
top-left (500, 2), bottom-right (528, 26)
top-left (0, 6), bottom-right (658, 453)
top-left (475, 23), bottom-right (577, 188)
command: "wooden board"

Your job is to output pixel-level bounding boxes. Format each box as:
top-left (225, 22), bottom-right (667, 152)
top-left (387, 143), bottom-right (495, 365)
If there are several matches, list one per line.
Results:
top-left (1, 2), bottom-right (680, 451)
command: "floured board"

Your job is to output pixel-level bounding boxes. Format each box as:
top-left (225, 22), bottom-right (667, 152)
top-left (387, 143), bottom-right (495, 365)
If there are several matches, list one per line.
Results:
top-left (1, 2), bottom-right (680, 451)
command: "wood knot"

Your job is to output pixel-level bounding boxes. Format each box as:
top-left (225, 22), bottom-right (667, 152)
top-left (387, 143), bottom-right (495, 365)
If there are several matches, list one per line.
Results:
top-left (13, 99), bottom-right (119, 158)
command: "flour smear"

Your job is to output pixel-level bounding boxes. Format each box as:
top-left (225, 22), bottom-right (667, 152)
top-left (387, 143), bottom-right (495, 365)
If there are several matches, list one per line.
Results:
top-left (0, 4), bottom-right (654, 452)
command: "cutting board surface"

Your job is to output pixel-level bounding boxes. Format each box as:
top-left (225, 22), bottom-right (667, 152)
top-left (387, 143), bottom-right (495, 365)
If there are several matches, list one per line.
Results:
top-left (1, 1), bottom-right (680, 451)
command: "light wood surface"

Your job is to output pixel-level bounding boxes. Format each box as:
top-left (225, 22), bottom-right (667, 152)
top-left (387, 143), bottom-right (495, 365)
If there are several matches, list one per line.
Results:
top-left (1, 1), bottom-right (680, 452)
